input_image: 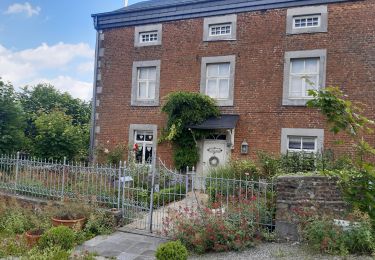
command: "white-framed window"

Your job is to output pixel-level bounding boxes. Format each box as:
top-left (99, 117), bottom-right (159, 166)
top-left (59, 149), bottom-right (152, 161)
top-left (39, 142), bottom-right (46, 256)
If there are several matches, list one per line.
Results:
top-left (209, 23), bottom-right (231, 36)
top-left (203, 15), bottom-right (237, 41)
top-left (287, 135), bottom-right (317, 153)
top-left (289, 58), bottom-right (320, 98)
top-left (131, 60), bottom-right (160, 106)
top-left (134, 131), bottom-right (154, 164)
top-left (281, 128), bottom-right (324, 154)
top-left (293, 15), bottom-right (320, 29)
top-left (206, 63), bottom-right (231, 99)
top-left (134, 24), bottom-right (162, 47)
top-left (286, 5), bottom-right (327, 34)
top-left (200, 55), bottom-right (235, 106)
top-left (137, 67), bottom-right (156, 100)
top-left (139, 31), bottom-right (158, 43)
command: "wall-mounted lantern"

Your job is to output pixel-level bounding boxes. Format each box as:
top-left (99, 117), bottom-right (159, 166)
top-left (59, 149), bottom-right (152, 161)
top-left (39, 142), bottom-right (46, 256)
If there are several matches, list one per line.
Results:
top-left (241, 140), bottom-right (249, 154)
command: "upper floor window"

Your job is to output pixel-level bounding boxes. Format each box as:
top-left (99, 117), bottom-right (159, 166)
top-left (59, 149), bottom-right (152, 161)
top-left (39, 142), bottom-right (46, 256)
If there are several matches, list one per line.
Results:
top-left (286, 5), bottom-right (327, 34)
top-left (293, 15), bottom-right (320, 29)
top-left (289, 58), bottom-right (320, 98)
top-left (206, 63), bottom-right (231, 99)
top-left (134, 24), bottom-right (162, 47)
top-left (203, 15), bottom-right (236, 41)
top-left (200, 55), bottom-right (235, 106)
top-left (209, 23), bottom-right (231, 36)
top-left (131, 60), bottom-right (160, 106)
top-left (282, 49), bottom-right (326, 106)
top-left (139, 31), bottom-right (158, 43)
top-left (137, 67), bottom-right (156, 100)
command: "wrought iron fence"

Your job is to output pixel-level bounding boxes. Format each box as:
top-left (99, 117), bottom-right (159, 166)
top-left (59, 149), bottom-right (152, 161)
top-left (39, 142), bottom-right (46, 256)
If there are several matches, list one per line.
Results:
top-left (0, 153), bottom-right (121, 207)
top-left (0, 153), bottom-right (276, 236)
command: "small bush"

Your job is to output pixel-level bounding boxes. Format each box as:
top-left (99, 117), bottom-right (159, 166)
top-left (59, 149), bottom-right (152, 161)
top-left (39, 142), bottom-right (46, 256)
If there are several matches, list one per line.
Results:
top-left (0, 209), bottom-right (34, 234)
top-left (38, 226), bottom-right (76, 250)
top-left (0, 234), bottom-right (28, 258)
top-left (27, 245), bottom-right (71, 260)
top-left (303, 213), bottom-right (375, 255)
top-left (155, 241), bottom-right (188, 260)
top-left (84, 210), bottom-right (116, 238)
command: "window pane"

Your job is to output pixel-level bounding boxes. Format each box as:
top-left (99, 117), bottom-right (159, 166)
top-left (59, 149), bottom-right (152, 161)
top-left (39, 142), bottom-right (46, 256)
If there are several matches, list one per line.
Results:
top-left (207, 64), bottom-right (218, 77)
top-left (148, 81), bottom-right (156, 99)
top-left (302, 137), bottom-right (316, 150)
top-left (218, 79), bottom-right (229, 99)
top-left (148, 67), bottom-right (156, 80)
top-left (136, 133), bottom-right (145, 141)
top-left (145, 145), bottom-right (153, 164)
top-left (138, 68), bottom-right (148, 79)
top-left (135, 144), bottom-right (143, 163)
top-left (305, 58), bottom-right (319, 73)
top-left (291, 59), bottom-right (305, 74)
top-left (207, 79), bottom-right (217, 97)
top-left (305, 76), bottom-right (319, 94)
top-left (290, 76), bottom-right (303, 97)
top-left (288, 136), bottom-right (302, 150)
top-left (218, 63), bottom-right (230, 76)
top-left (138, 82), bottom-right (147, 98)
top-left (146, 134), bottom-right (153, 142)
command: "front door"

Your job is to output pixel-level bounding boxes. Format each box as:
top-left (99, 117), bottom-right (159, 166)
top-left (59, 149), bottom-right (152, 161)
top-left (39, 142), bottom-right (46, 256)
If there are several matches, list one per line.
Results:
top-left (195, 140), bottom-right (227, 190)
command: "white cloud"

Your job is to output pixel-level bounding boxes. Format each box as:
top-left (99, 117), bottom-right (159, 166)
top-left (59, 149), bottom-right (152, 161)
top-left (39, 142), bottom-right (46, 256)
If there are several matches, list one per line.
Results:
top-left (29, 76), bottom-right (93, 101)
top-left (0, 42), bottom-right (94, 101)
top-left (77, 61), bottom-right (94, 74)
top-left (4, 2), bottom-right (41, 17)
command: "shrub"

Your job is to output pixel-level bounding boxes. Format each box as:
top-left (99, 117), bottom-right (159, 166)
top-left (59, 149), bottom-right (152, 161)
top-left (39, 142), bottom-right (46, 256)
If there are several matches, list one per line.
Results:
top-left (27, 245), bottom-right (71, 260)
top-left (155, 241), bottom-right (188, 260)
top-left (84, 210), bottom-right (116, 238)
top-left (0, 234), bottom-right (28, 258)
top-left (139, 184), bottom-right (186, 208)
top-left (0, 210), bottom-right (33, 234)
top-left (162, 196), bottom-right (273, 254)
top-left (303, 212), bottom-right (375, 255)
top-left (38, 226), bottom-right (76, 250)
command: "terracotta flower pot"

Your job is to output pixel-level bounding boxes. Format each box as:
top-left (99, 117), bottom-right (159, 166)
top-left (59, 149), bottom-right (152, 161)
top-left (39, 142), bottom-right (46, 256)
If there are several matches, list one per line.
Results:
top-left (51, 216), bottom-right (86, 231)
top-left (25, 229), bottom-right (44, 247)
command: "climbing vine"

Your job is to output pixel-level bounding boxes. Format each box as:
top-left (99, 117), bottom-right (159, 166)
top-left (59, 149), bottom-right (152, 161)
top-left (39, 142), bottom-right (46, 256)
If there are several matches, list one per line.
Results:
top-left (161, 92), bottom-right (220, 170)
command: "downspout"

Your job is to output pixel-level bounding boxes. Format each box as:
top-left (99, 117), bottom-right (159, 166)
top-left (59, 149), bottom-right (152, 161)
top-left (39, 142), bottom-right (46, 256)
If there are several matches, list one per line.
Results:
top-left (89, 17), bottom-right (100, 162)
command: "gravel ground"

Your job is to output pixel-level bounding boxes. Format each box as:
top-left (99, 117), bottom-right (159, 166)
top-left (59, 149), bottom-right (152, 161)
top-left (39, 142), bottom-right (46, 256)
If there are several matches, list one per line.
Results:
top-left (189, 242), bottom-right (374, 260)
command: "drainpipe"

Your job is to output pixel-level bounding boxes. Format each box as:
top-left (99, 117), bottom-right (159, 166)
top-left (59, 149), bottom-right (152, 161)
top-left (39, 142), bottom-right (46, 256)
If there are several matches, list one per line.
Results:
top-left (89, 18), bottom-right (100, 162)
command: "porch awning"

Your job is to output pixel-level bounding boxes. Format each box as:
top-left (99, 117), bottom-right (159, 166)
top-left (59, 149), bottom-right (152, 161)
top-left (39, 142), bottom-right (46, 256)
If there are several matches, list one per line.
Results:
top-left (187, 114), bottom-right (239, 130)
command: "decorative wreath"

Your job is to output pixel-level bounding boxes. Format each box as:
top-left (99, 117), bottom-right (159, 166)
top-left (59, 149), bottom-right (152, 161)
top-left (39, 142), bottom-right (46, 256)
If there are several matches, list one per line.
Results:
top-left (209, 156), bottom-right (220, 167)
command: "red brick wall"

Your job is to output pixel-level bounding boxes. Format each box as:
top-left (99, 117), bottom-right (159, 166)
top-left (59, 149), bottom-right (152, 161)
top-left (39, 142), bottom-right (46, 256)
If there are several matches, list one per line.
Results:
top-left (95, 0), bottom-right (375, 166)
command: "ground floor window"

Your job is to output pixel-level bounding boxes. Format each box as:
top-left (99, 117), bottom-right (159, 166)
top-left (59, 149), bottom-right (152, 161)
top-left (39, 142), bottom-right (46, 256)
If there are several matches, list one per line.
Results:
top-left (287, 135), bottom-right (317, 153)
top-left (134, 131), bottom-right (153, 164)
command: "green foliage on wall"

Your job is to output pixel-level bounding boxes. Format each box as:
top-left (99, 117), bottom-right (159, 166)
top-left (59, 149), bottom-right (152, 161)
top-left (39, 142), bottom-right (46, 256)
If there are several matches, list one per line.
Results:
top-left (161, 92), bottom-right (220, 170)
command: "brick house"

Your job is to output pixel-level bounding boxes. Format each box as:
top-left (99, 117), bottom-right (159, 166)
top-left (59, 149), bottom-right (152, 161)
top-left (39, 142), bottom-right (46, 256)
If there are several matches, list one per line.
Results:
top-left (90, 0), bottom-right (375, 174)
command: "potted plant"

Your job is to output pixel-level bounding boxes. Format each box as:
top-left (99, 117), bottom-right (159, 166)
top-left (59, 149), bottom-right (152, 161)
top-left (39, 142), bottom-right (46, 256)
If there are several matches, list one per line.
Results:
top-left (25, 228), bottom-right (44, 247)
top-left (51, 202), bottom-right (89, 231)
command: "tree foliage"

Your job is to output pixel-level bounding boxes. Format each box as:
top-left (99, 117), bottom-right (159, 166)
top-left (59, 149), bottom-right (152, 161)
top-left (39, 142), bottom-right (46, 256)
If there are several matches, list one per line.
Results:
top-left (307, 87), bottom-right (375, 222)
top-left (0, 80), bottom-right (26, 154)
top-left (0, 79), bottom-right (91, 160)
top-left (161, 92), bottom-right (219, 170)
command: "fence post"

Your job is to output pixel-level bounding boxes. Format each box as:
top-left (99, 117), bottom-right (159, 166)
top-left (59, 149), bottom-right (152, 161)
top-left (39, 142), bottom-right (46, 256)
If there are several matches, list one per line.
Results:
top-left (117, 161), bottom-right (122, 210)
top-left (61, 157), bottom-right (66, 201)
top-left (14, 151), bottom-right (20, 193)
top-left (148, 168), bottom-right (155, 233)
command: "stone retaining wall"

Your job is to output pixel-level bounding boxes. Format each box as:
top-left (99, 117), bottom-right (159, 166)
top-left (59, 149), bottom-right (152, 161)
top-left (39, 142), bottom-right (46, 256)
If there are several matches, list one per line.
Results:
top-left (275, 175), bottom-right (348, 241)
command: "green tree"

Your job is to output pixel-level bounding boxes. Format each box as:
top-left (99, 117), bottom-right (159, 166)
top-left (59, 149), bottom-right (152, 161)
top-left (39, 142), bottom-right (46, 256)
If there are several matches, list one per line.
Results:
top-left (33, 110), bottom-right (88, 160)
top-left (0, 80), bottom-right (26, 154)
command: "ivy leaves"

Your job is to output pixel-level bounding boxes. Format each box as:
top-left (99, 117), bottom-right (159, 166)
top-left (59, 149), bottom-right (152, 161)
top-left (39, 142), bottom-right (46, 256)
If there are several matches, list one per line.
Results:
top-left (161, 92), bottom-right (219, 170)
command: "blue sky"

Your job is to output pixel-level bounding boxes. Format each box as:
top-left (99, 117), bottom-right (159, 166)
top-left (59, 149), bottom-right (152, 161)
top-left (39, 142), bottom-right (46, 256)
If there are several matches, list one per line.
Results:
top-left (0, 0), bottom-right (143, 100)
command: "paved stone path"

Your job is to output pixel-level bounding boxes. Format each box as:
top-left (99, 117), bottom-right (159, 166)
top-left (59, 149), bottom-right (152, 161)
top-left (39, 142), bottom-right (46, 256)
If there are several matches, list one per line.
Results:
top-left (76, 231), bottom-right (168, 260)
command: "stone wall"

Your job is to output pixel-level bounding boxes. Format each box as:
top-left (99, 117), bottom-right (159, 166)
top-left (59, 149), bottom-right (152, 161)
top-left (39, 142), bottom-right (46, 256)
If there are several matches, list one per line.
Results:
top-left (275, 175), bottom-right (348, 241)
